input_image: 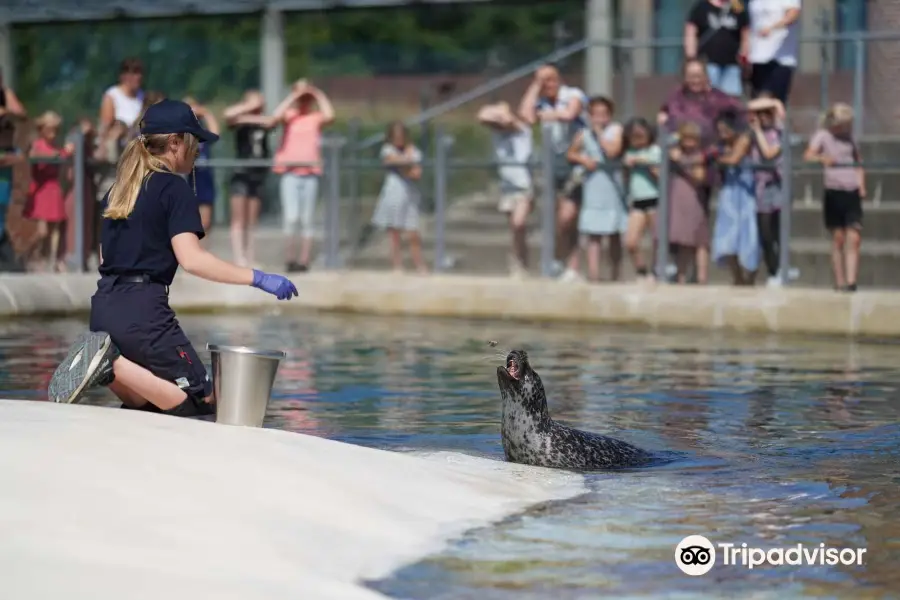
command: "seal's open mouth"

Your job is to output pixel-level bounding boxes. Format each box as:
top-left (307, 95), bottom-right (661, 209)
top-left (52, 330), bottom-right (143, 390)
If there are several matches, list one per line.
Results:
top-left (499, 350), bottom-right (529, 386)
top-left (506, 359), bottom-right (520, 380)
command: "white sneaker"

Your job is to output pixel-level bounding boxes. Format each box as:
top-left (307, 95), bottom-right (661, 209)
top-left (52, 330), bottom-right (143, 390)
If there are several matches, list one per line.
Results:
top-left (559, 268), bottom-right (584, 283)
top-left (767, 274), bottom-right (783, 288)
top-left (549, 260), bottom-right (565, 277)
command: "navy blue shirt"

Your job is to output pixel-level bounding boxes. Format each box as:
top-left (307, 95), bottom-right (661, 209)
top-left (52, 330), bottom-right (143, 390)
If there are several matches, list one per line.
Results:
top-left (99, 170), bottom-right (205, 286)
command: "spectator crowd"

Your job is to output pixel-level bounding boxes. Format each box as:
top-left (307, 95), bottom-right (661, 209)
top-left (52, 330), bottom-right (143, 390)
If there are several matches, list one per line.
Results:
top-left (0, 0), bottom-right (868, 291)
top-left (480, 0), bottom-right (864, 292)
top-left (0, 50), bottom-right (441, 277)
top-left (0, 58), bottom-right (353, 275)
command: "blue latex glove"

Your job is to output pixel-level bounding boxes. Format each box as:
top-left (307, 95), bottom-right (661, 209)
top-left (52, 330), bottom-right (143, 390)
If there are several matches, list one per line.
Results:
top-left (252, 269), bottom-right (298, 300)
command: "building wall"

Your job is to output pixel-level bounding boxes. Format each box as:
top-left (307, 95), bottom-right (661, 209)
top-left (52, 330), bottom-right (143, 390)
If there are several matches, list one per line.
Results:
top-left (866, 0), bottom-right (900, 133)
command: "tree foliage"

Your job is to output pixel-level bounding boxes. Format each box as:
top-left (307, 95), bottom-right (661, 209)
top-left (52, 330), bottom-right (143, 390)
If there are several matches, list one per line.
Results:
top-left (12, 1), bottom-right (584, 123)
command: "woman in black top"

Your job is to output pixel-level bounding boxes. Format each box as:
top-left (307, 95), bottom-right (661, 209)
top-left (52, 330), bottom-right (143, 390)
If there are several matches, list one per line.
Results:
top-left (47, 99), bottom-right (298, 416)
top-left (223, 90), bottom-right (273, 267)
top-left (684, 0), bottom-right (749, 98)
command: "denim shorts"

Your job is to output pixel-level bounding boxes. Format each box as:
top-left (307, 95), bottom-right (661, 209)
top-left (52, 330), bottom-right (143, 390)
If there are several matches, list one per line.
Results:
top-left (706, 64), bottom-right (743, 97)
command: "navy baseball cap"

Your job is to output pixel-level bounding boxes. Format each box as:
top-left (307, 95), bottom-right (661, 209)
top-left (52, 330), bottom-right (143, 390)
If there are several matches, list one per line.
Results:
top-left (140, 99), bottom-right (219, 144)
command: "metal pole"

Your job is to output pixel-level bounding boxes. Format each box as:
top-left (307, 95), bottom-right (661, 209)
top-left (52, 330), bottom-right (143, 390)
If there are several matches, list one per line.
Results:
top-left (0, 22), bottom-right (13, 90)
top-left (778, 110), bottom-right (793, 285)
top-left (540, 123), bottom-right (556, 278)
top-left (325, 140), bottom-right (342, 269)
top-left (852, 36), bottom-right (865, 139)
top-left (347, 118), bottom-right (361, 245)
top-left (585, 0), bottom-right (614, 96)
top-left (654, 129), bottom-right (670, 280)
top-left (818, 8), bottom-right (830, 112)
top-left (261, 7), bottom-right (285, 117)
top-left (433, 125), bottom-right (448, 273)
top-left (72, 130), bottom-right (85, 273)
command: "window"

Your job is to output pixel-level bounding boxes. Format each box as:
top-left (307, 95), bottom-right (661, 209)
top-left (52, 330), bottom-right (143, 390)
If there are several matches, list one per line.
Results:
top-left (836, 0), bottom-right (868, 70)
top-left (654, 0), bottom-right (695, 74)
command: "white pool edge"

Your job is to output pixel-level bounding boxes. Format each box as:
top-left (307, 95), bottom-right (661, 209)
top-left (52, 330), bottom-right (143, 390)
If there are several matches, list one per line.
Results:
top-left (0, 401), bottom-right (586, 600)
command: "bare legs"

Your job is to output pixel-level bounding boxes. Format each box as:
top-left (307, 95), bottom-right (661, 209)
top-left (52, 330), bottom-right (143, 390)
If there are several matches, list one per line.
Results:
top-left (695, 245), bottom-right (709, 284)
top-left (625, 209), bottom-right (657, 278)
top-left (555, 197), bottom-right (578, 267)
top-left (831, 227), bottom-right (861, 290)
top-left (26, 220), bottom-right (67, 272)
top-left (284, 235), bottom-right (314, 269)
top-left (388, 228), bottom-right (428, 274)
top-left (229, 194), bottom-right (261, 266)
top-left (108, 355), bottom-right (213, 411)
top-left (199, 204), bottom-right (213, 239)
top-left (569, 234), bottom-right (623, 282)
top-left (509, 199), bottom-right (531, 271)
top-left (673, 245), bottom-right (709, 284)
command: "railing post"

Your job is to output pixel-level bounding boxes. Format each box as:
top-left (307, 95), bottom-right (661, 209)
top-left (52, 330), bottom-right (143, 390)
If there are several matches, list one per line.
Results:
top-left (347, 118), bottom-right (361, 239)
top-left (540, 122), bottom-right (556, 278)
top-left (325, 138), bottom-right (343, 270)
top-left (778, 112), bottom-right (794, 286)
top-left (817, 8), bottom-right (830, 112)
top-left (852, 36), bottom-right (865, 139)
top-left (433, 125), bottom-right (450, 273)
top-left (72, 129), bottom-right (85, 273)
top-left (622, 43), bottom-right (636, 121)
top-left (654, 127), bottom-right (671, 281)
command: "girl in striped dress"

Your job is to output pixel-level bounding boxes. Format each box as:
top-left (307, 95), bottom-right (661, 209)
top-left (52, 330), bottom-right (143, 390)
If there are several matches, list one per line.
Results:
top-left (371, 122), bottom-right (428, 273)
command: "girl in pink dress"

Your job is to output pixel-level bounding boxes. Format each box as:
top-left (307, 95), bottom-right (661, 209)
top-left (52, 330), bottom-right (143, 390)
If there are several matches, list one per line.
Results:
top-left (25, 111), bottom-right (73, 272)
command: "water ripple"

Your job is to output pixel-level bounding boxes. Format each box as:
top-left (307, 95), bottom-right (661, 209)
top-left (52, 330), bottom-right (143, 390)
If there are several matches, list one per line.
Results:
top-left (6, 314), bottom-right (899, 598)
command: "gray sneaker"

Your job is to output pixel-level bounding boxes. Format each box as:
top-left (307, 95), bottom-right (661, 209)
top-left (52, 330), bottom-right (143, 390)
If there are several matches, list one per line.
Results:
top-left (48, 331), bottom-right (119, 404)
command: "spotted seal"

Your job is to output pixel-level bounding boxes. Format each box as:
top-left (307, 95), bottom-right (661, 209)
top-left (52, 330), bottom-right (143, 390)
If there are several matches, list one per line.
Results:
top-left (496, 349), bottom-right (652, 470)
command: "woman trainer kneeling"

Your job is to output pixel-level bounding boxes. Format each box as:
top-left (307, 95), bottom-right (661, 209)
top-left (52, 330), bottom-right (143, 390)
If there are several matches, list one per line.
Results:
top-left (47, 99), bottom-right (297, 416)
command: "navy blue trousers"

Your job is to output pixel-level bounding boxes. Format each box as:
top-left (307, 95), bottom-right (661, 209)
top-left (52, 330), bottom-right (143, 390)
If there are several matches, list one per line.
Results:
top-left (90, 276), bottom-right (212, 402)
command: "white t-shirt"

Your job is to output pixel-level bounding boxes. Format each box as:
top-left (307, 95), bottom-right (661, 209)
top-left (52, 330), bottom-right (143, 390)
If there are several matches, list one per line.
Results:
top-left (748, 0), bottom-right (801, 67)
top-left (492, 125), bottom-right (533, 193)
top-left (104, 85), bottom-right (145, 127)
top-left (535, 84), bottom-right (588, 155)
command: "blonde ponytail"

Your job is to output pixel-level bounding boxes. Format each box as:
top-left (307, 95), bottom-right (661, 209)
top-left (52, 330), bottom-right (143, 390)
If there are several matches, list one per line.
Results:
top-left (103, 133), bottom-right (198, 220)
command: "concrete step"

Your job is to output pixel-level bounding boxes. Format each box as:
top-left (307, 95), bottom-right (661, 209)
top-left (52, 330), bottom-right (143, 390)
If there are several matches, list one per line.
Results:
top-left (349, 233), bottom-right (900, 288)
top-left (447, 201), bottom-right (900, 243)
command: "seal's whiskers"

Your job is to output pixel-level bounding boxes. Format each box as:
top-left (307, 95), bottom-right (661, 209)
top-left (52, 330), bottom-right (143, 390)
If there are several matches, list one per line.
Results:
top-left (476, 351), bottom-right (510, 363)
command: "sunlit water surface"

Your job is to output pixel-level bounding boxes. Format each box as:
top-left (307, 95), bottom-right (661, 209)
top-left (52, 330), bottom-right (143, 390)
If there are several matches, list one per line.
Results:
top-left (6, 312), bottom-right (900, 599)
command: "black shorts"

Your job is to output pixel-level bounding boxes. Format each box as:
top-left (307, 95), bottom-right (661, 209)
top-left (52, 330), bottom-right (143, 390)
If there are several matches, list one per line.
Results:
top-left (229, 171), bottom-right (267, 199)
top-left (554, 173), bottom-right (583, 204)
top-left (632, 198), bottom-right (659, 212)
top-left (750, 61), bottom-right (794, 104)
top-left (90, 277), bottom-right (212, 402)
top-left (823, 188), bottom-right (863, 230)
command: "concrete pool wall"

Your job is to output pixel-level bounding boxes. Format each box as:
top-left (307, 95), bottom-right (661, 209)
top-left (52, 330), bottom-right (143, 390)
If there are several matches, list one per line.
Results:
top-left (1, 271), bottom-right (898, 338)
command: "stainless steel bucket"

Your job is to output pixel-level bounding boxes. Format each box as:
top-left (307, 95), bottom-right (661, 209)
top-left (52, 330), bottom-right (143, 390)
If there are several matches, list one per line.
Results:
top-left (207, 344), bottom-right (285, 427)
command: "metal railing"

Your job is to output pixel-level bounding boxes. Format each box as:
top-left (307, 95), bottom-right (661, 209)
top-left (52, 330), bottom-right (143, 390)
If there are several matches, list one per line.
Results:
top-left (12, 116), bottom-right (894, 289)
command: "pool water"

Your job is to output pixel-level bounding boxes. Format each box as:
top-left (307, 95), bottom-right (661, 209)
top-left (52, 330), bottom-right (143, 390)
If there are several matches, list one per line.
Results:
top-left (7, 313), bottom-right (900, 598)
